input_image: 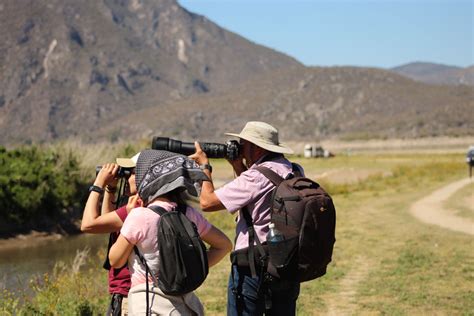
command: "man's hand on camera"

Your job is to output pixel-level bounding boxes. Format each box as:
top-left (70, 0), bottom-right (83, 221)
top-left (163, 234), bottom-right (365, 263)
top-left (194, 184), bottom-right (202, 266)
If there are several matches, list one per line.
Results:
top-left (94, 163), bottom-right (119, 188)
top-left (189, 142), bottom-right (209, 166)
top-left (228, 157), bottom-right (247, 176)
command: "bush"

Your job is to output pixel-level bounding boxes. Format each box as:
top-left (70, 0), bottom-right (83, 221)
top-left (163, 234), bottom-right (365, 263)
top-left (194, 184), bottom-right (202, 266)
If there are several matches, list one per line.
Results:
top-left (0, 146), bottom-right (87, 233)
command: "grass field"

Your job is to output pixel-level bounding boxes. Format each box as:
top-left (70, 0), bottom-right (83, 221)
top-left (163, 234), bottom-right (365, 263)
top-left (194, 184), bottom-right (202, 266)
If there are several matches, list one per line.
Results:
top-left (2, 149), bottom-right (472, 315)
top-left (196, 153), bottom-right (473, 315)
top-left (445, 181), bottom-right (474, 221)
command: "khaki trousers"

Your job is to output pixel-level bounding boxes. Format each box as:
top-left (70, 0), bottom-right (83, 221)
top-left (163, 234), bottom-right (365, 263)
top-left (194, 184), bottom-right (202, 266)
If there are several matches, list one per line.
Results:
top-left (128, 283), bottom-right (204, 316)
top-left (121, 297), bottom-right (128, 316)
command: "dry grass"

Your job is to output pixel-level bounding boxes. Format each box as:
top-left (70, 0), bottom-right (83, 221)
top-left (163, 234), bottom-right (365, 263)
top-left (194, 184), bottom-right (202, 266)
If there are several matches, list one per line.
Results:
top-left (3, 149), bottom-right (472, 315)
top-left (445, 181), bottom-right (474, 221)
top-left (197, 152), bottom-right (473, 315)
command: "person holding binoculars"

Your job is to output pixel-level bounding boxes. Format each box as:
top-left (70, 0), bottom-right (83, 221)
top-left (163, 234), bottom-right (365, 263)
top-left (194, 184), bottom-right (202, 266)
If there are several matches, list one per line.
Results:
top-left (81, 153), bottom-right (141, 316)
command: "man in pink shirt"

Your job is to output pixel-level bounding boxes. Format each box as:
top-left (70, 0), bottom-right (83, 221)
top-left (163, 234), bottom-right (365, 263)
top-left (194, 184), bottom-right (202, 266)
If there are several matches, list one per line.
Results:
top-left (190, 121), bottom-right (303, 316)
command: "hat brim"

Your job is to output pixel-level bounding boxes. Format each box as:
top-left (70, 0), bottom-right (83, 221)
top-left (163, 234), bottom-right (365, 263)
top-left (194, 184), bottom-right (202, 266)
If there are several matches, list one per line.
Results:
top-left (143, 176), bottom-right (201, 202)
top-left (225, 132), bottom-right (294, 154)
top-left (116, 158), bottom-right (136, 168)
top-left (116, 152), bottom-right (140, 168)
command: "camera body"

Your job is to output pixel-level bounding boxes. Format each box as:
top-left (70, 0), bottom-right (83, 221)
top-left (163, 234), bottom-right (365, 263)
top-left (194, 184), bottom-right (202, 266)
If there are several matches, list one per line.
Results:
top-left (151, 137), bottom-right (241, 160)
top-left (95, 166), bottom-right (134, 178)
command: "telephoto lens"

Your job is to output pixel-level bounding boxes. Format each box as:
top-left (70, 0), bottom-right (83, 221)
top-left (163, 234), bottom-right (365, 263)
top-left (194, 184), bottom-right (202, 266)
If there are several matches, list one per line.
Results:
top-left (151, 137), bottom-right (195, 156)
top-left (151, 137), bottom-right (241, 160)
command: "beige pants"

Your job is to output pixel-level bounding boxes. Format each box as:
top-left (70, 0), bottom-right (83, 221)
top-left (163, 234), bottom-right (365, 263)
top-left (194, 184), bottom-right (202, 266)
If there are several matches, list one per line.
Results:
top-left (122, 297), bottom-right (128, 316)
top-left (128, 283), bottom-right (204, 316)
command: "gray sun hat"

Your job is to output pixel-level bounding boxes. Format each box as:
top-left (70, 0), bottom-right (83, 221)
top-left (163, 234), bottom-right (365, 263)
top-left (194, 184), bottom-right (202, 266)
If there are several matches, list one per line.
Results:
top-left (135, 149), bottom-right (209, 204)
top-left (225, 121), bottom-right (294, 154)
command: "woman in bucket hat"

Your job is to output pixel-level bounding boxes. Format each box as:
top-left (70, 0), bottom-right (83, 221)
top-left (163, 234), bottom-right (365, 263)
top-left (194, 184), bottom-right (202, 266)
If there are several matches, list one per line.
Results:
top-left (109, 149), bottom-right (232, 315)
top-left (82, 152), bottom-right (141, 316)
top-left (190, 121), bottom-right (303, 316)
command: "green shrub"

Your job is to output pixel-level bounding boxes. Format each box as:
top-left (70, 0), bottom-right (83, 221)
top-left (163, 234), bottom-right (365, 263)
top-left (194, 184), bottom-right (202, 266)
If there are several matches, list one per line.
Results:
top-left (0, 146), bottom-right (87, 232)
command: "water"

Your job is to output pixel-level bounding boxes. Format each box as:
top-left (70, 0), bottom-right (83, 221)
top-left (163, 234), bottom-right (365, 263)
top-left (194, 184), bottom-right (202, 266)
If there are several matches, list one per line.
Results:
top-left (0, 233), bottom-right (108, 294)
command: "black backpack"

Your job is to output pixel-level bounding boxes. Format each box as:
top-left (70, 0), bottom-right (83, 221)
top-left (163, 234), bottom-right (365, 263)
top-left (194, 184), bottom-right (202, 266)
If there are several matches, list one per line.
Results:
top-left (134, 204), bottom-right (209, 297)
top-left (233, 163), bottom-right (336, 283)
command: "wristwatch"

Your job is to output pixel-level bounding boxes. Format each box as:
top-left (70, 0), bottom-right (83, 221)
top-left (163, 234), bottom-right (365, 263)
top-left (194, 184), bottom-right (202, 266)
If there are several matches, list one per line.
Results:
top-left (200, 164), bottom-right (212, 173)
top-left (89, 185), bottom-right (104, 195)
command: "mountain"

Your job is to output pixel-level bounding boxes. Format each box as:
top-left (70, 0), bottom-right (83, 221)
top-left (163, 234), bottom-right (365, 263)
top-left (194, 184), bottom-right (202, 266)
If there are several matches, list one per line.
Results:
top-left (100, 66), bottom-right (474, 142)
top-left (391, 62), bottom-right (474, 86)
top-left (0, 0), bottom-right (301, 144)
top-left (0, 1), bottom-right (472, 145)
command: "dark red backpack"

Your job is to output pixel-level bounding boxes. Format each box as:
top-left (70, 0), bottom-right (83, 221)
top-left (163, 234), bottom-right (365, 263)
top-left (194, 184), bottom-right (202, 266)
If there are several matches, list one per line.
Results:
top-left (256, 164), bottom-right (336, 282)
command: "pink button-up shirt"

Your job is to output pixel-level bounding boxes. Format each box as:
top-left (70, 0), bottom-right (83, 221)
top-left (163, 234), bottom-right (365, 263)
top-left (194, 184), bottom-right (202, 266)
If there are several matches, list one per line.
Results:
top-left (215, 156), bottom-right (301, 251)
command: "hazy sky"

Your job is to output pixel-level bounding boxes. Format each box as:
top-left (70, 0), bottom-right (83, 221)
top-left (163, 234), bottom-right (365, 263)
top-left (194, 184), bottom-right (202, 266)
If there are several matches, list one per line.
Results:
top-left (179, 0), bottom-right (473, 69)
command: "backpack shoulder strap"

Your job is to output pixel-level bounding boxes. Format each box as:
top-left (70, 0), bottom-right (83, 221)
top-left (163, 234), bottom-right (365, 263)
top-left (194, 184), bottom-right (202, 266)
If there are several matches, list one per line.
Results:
top-left (240, 206), bottom-right (267, 279)
top-left (175, 203), bottom-right (187, 215)
top-left (147, 205), bottom-right (167, 216)
top-left (255, 166), bottom-right (285, 185)
top-left (149, 204), bottom-right (187, 215)
top-left (133, 245), bottom-right (156, 311)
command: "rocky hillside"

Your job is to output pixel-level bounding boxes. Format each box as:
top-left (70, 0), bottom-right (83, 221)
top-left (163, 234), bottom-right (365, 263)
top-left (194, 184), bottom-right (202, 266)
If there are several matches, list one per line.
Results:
top-left (0, 0), bottom-right (301, 144)
top-left (0, 1), bottom-right (472, 145)
top-left (102, 66), bottom-right (474, 143)
top-left (391, 62), bottom-right (474, 86)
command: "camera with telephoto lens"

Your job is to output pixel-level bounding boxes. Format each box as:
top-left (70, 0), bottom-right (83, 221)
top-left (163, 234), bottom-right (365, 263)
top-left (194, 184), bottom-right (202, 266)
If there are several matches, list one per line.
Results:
top-left (151, 137), bottom-right (241, 160)
top-left (95, 166), bottom-right (134, 178)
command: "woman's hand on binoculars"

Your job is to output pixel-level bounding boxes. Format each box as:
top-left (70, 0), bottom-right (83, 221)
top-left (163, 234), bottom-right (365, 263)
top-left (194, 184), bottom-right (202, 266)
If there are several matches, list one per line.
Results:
top-left (189, 141), bottom-right (209, 166)
top-left (126, 194), bottom-right (141, 213)
top-left (94, 163), bottom-right (119, 188)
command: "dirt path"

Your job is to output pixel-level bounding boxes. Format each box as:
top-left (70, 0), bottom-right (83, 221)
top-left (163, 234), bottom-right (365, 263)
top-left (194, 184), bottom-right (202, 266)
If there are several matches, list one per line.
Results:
top-left (410, 178), bottom-right (474, 235)
top-left (324, 256), bottom-right (374, 315)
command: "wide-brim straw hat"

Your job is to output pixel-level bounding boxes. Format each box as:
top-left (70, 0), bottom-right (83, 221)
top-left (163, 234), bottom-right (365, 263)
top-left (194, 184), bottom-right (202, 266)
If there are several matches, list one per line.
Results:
top-left (225, 121), bottom-right (294, 154)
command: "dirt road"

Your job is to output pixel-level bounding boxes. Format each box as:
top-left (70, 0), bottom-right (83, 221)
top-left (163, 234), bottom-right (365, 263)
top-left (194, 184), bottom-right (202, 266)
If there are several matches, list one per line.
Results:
top-left (410, 178), bottom-right (473, 235)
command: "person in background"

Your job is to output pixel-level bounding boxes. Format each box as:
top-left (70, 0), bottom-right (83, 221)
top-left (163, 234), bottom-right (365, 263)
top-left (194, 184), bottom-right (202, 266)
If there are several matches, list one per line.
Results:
top-left (81, 153), bottom-right (141, 316)
top-left (190, 121), bottom-right (303, 316)
top-left (109, 149), bottom-right (233, 315)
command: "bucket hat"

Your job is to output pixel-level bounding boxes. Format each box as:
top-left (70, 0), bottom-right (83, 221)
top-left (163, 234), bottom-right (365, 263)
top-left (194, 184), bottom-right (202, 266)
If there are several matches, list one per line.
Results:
top-left (116, 152), bottom-right (140, 168)
top-left (225, 121), bottom-right (294, 154)
top-left (135, 149), bottom-right (209, 204)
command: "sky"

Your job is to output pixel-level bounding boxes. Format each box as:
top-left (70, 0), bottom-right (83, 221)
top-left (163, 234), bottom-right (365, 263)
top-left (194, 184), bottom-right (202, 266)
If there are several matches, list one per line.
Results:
top-left (179, 0), bottom-right (473, 69)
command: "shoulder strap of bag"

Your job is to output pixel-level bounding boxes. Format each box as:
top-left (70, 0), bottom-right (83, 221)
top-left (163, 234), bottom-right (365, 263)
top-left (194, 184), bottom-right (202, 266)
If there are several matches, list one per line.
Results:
top-left (134, 204), bottom-right (180, 316)
top-left (255, 166), bottom-right (285, 186)
top-left (133, 245), bottom-right (154, 315)
top-left (241, 206), bottom-right (267, 278)
top-left (147, 205), bottom-right (167, 216)
top-left (149, 203), bottom-right (187, 215)
top-left (133, 204), bottom-right (164, 281)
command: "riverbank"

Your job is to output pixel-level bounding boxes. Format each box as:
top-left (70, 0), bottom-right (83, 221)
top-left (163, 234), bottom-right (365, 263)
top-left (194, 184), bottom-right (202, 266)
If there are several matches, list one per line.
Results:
top-left (0, 231), bottom-right (65, 252)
